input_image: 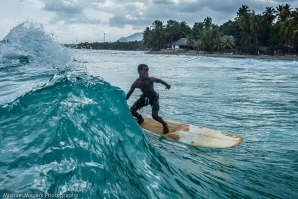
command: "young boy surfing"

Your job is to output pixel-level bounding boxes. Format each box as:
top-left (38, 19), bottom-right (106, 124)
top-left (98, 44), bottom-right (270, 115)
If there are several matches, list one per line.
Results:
top-left (126, 64), bottom-right (171, 133)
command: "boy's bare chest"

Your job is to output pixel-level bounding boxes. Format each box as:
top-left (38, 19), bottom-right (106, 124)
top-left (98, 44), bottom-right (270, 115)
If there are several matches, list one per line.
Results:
top-left (135, 79), bottom-right (152, 89)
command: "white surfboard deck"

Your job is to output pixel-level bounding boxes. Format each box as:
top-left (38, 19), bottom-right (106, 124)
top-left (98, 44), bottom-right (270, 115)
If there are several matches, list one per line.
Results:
top-left (140, 118), bottom-right (243, 148)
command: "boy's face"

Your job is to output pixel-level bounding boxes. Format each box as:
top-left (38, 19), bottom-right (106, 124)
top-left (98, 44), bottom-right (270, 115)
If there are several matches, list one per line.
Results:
top-left (138, 66), bottom-right (149, 78)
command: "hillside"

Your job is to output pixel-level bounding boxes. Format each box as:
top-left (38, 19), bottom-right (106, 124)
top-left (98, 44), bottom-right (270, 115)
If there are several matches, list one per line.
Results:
top-left (117, 32), bottom-right (143, 42)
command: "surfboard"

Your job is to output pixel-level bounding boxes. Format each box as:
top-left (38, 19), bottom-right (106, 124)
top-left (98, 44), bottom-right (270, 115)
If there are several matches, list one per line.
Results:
top-left (140, 118), bottom-right (243, 148)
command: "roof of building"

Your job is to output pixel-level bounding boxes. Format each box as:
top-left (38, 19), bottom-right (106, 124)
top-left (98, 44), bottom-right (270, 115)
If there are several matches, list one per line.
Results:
top-left (172, 38), bottom-right (188, 46)
top-left (221, 35), bottom-right (235, 41)
top-left (258, 46), bottom-right (269, 51)
top-left (172, 38), bottom-right (199, 47)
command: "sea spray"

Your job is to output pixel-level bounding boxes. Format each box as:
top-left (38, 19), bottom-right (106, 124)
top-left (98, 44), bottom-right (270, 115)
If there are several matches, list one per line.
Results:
top-left (0, 21), bottom-right (74, 105)
top-left (1, 21), bottom-right (70, 70)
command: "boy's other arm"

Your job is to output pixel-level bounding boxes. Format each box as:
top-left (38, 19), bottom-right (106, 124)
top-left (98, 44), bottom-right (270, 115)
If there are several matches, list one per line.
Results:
top-left (152, 77), bottom-right (171, 90)
top-left (126, 83), bottom-right (136, 100)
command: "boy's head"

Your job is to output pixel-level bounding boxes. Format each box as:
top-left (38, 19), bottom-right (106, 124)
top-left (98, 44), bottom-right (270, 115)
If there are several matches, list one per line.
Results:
top-left (137, 64), bottom-right (149, 77)
top-left (138, 64), bottom-right (148, 71)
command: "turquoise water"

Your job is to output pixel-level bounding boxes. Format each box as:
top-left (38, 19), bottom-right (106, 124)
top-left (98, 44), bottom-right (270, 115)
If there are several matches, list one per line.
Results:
top-left (1, 22), bottom-right (298, 199)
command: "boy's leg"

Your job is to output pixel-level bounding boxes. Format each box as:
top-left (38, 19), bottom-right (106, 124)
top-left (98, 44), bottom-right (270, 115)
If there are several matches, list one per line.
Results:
top-left (130, 96), bottom-right (148, 124)
top-left (150, 93), bottom-right (169, 133)
top-left (130, 104), bottom-right (144, 123)
top-left (152, 110), bottom-right (169, 133)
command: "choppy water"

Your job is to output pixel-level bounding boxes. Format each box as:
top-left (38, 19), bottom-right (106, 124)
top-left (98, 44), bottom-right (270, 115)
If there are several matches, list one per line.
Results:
top-left (1, 22), bottom-right (298, 199)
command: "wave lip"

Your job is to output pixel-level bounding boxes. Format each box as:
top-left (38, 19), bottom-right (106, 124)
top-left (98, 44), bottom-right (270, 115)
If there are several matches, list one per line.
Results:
top-left (1, 21), bottom-right (70, 70)
top-left (0, 21), bottom-right (74, 105)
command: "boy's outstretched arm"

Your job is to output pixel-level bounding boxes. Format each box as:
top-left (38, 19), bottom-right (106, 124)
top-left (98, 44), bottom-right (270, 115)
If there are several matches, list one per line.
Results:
top-left (152, 77), bottom-right (171, 90)
top-left (126, 83), bottom-right (136, 100)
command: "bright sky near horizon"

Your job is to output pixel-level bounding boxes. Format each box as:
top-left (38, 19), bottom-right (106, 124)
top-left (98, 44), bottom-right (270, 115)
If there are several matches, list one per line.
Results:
top-left (1, 0), bottom-right (297, 44)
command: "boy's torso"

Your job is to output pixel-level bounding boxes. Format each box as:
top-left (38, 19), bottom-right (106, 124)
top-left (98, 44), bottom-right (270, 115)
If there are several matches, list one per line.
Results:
top-left (135, 77), bottom-right (155, 97)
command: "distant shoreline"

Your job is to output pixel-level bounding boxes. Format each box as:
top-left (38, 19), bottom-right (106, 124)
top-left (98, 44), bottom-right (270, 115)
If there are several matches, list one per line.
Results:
top-left (146, 51), bottom-right (298, 61)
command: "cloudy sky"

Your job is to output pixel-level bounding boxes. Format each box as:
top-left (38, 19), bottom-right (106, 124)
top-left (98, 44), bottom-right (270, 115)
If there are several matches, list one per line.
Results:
top-left (1, 0), bottom-right (297, 44)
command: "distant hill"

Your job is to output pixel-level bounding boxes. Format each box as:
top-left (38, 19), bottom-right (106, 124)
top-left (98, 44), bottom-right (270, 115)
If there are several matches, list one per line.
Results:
top-left (116, 32), bottom-right (143, 42)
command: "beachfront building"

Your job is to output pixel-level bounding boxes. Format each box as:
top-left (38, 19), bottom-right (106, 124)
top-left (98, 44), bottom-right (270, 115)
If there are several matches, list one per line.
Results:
top-left (172, 38), bottom-right (199, 50)
top-left (172, 38), bottom-right (187, 49)
top-left (258, 46), bottom-right (269, 54)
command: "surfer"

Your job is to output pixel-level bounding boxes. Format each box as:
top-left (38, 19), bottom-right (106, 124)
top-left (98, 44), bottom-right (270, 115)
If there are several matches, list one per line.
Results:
top-left (126, 64), bottom-right (171, 133)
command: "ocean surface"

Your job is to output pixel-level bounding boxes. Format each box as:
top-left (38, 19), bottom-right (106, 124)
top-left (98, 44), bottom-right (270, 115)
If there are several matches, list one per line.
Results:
top-left (0, 22), bottom-right (298, 199)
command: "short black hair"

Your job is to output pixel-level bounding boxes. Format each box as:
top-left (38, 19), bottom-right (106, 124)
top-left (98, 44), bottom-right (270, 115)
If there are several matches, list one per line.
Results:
top-left (138, 64), bottom-right (148, 71)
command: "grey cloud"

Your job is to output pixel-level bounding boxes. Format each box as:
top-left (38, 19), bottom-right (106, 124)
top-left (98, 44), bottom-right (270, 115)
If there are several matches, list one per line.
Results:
top-left (44, 1), bottom-right (82, 13)
top-left (175, 2), bottom-right (206, 13)
top-left (43, 0), bottom-right (103, 24)
top-left (40, 0), bottom-right (298, 27)
top-left (151, 0), bottom-right (175, 5)
top-left (109, 13), bottom-right (152, 28)
top-left (273, 0), bottom-right (297, 4)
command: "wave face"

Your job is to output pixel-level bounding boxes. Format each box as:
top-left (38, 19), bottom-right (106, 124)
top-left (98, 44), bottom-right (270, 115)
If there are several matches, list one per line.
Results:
top-left (0, 22), bottom-right (199, 198)
top-left (1, 75), bottom-right (195, 198)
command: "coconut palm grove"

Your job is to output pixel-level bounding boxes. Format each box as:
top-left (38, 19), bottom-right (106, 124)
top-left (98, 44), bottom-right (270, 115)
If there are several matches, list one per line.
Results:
top-left (143, 4), bottom-right (298, 55)
top-left (72, 4), bottom-right (298, 55)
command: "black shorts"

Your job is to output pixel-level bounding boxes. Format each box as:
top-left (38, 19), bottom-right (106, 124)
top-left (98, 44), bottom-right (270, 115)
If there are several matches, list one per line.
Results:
top-left (133, 92), bottom-right (160, 111)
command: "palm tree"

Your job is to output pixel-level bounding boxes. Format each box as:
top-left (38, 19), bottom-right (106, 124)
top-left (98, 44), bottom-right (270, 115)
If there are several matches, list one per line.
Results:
top-left (186, 34), bottom-right (195, 48)
top-left (279, 19), bottom-right (295, 53)
top-left (292, 9), bottom-right (298, 50)
top-left (238, 13), bottom-right (251, 31)
top-left (198, 28), bottom-right (213, 51)
top-left (203, 17), bottom-right (212, 28)
top-left (213, 36), bottom-right (223, 53)
top-left (263, 6), bottom-right (277, 24)
top-left (237, 5), bottom-right (250, 17)
top-left (237, 12), bottom-right (252, 49)
top-left (178, 21), bottom-right (191, 38)
top-left (276, 4), bottom-right (292, 22)
top-left (222, 37), bottom-right (235, 50)
top-left (192, 22), bottom-right (204, 40)
top-left (165, 20), bottom-right (180, 47)
top-left (291, 8), bottom-right (298, 22)
top-left (198, 24), bottom-right (220, 52)
top-left (240, 31), bottom-right (252, 47)
top-left (250, 12), bottom-right (264, 53)
top-left (151, 20), bottom-right (166, 50)
top-left (263, 6), bottom-right (277, 47)
top-left (143, 27), bottom-right (154, 49)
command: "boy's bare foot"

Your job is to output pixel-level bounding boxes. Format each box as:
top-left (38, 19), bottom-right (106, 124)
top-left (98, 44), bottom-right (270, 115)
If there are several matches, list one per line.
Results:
top-left (163, 123), bottom-right (169, 134)
top-left (137, 115), bottom-right (144, 124)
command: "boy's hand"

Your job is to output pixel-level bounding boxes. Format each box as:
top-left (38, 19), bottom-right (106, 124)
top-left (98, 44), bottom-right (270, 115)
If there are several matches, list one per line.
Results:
top-left (166, 85), bottom-right (171, 90)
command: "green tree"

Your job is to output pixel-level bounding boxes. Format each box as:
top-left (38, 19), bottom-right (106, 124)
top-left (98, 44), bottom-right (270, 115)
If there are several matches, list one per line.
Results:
top-left (250, 12), bottom-right (264, 53)
top-left (263, 6), bottom-right (277, 47)
top-left (237, 5), bottom-right (250, 17)
top-left (276, 4), bottom-right (292, 22)
top-left (178, 21), bottom-right (191, 38)
top-left (203, 17), bottom-right (212, 28)
top-left (192, 22), bottom-right (204, 40)
top-left (213, 36), bottom-right (223, 53)
top-left (165, 20), bottom-right (180, 46)
top-left (143, 27), bottom-right (154, 49)
top-left (279, 19), bottom-right (295, 53)
top-left (198, 24), bottom-right (221, 52)
top-left (151, 20), bottom-right (166, 50)
top-left (222, 37), bottom-right (235, 50)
